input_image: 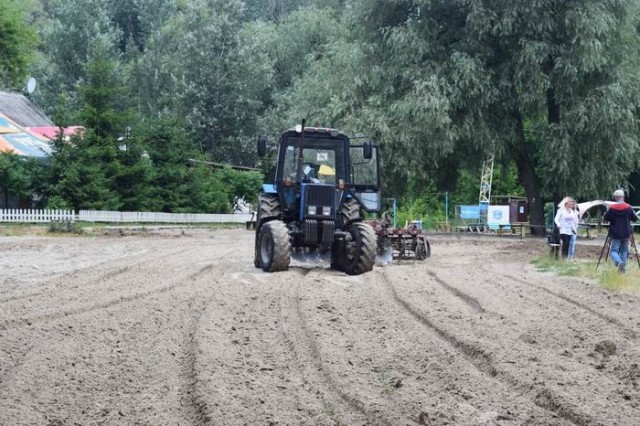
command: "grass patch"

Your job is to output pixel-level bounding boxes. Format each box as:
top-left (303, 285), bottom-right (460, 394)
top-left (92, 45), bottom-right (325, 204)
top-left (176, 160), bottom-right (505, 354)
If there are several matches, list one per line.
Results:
top-left (0, 223), bottom-right (50, 236)
top-left (531, 256), bottom-right (640, 292)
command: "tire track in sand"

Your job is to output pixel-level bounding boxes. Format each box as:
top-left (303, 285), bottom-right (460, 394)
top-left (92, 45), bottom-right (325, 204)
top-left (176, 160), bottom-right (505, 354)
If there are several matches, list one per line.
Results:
top-left (0, 245), bottom-right (195, 304)
top-left (180, 268), bottom-right (231, 425)
top-left (382, 270), bottom-right (591, 426)
top-left (0, 263), bottom-right (215, 331)
top-left (490, 268), bottom-right (638, 340)
top-left (424, 270), bottom-right (486, 314)
top-left (186, 267), bottom-right (337, 425)
top-left (0, 257), bottom-right (226, 424)
top-left (280, 267), bottom-right (394, 425)
top-left (278, 267), bottom-right (348, 424)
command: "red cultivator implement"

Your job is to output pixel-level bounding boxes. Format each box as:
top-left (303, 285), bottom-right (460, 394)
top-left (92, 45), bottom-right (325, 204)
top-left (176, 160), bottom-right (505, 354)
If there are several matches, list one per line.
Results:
top-left (368, 216), bottom-right (431, 262)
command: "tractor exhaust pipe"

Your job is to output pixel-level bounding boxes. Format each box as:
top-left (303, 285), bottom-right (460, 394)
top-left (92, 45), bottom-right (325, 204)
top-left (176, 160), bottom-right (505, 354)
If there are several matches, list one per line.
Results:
top-left (295, 119), bottom-right (307, 183)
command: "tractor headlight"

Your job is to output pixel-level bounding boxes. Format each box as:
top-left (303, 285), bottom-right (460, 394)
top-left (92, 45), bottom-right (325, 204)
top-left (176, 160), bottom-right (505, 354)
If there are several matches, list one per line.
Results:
top-left (308, 205), bottom-right (317, 216)
top-left (322, 206), bottom-right (332, 216)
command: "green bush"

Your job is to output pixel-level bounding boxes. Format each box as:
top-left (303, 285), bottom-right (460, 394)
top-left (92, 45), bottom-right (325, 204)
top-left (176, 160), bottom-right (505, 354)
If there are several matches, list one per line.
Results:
top-left (48, 220), bottom-right (82, 234)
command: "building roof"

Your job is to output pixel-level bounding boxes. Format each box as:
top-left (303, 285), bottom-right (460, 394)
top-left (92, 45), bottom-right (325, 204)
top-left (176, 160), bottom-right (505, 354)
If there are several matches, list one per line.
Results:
top-left (0, 91), bottom-right (52, 127)
top-left (28, 126), bottom-right (84, 140)
top-left (0, 113), bottom-right (52, 158)
top-left (0, 91), bottom-right (86, 158)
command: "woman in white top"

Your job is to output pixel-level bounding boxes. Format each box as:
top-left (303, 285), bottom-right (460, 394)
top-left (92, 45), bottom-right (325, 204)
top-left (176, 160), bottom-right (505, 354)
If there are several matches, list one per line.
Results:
top-left (554, 197), bottom-right (579, 259)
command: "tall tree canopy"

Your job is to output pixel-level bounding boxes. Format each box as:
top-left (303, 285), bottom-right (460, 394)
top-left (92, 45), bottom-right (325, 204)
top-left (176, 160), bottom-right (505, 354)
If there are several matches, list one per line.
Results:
top-left (9, 0), bottom-right (640, 217)
top-left (433, 0), bottom-right (640, 229)
top-left (0, 0), bottom-right (37, 88)
top-left (279, 0), bottom-right (640, 228)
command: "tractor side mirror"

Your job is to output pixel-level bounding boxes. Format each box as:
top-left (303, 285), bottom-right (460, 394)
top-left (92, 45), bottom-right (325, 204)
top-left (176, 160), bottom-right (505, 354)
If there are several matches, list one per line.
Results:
top-left (257, 135), bottom-right (267, 157)
top-left (363, 141), bottom-right (373, 160)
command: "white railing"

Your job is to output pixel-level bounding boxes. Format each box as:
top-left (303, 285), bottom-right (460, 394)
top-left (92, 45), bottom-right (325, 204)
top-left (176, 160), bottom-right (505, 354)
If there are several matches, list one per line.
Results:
top-left (78, 210), bottom-right (252, 224)
top-left (0, 209), bottom-right (253, 224)
top-left (0, 209), bottom-right (74, 222)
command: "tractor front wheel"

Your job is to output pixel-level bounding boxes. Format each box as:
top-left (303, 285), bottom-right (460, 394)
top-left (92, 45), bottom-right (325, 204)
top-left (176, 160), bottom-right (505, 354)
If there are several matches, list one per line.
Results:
top-left (258, 221), bottom-right (291, 272)
top-left (341, 222), bottom-right (377, 275)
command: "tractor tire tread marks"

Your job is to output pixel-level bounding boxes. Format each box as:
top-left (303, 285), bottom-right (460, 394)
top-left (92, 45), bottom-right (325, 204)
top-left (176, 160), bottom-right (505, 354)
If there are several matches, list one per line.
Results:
top-left (0, 245), bottom-right (193, 303)
top-left (426, 270), bottom-right (485, 314)
top-left (0, 264), bottom-right (215, 331)
top-left (382, 270), bottom-right (592, 426)
top-left (183, 270), bottom-right (231, 425)
top-left (499, 270), bottom-right (637, 339)
top-left (284, 272), bottom-right (393, 424)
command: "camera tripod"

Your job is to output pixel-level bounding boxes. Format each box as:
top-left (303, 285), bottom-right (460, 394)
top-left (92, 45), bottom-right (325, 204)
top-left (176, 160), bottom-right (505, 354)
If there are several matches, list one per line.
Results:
top-left (596, 231), bottom-right (640, 270)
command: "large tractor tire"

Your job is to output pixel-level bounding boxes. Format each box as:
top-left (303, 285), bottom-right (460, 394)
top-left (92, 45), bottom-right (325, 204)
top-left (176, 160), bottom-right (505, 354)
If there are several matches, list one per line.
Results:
top-left (340, 198), bottom-right (361, 225)
top-left (330, 240), bottom-right (344, 271)
top-left (259, 194), bottom-right (281, 219)
top-left (254, 194), bottom-right (281, 268)
top-left (257, 220), bottom-right (291, 272)
top-left (341, 222), bottom-right (377, 275)
top-left (331, 199), bottom-right (361, 271)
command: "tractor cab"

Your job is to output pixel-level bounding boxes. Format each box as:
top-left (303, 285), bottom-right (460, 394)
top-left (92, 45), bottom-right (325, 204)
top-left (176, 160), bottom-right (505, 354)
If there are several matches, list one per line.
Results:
top-left (280, 134), bottom-right (345, 185)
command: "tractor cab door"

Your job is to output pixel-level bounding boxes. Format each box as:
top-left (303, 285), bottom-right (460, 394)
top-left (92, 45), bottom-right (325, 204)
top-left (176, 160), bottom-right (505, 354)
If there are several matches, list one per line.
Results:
top-left (349, 144), bottom-right (381, 212)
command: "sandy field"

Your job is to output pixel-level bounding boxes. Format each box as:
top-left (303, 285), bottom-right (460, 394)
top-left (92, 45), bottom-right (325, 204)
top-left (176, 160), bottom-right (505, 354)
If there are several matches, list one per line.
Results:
top-left (1, 228), bottom-right (639, 425)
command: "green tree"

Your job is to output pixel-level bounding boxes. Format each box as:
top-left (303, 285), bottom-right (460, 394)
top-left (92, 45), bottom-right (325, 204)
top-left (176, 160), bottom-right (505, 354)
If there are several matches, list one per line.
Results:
top-left (0, 152), bottom-right (32, 207)
top-left (213, 167), bottom-right (263, 210)
top-left (0, 0), bottom-right (37, 88)
top-left (33, 0), bottom-right (120, 112)
top-left (297, 0), bottom-right (640, 231)
top-left (114, 129), bottom-right (157, 211)
top-left (164, 0), bottom-right (273, 164)
top-left (45, 132), bottom-right (116, 210)
top-left (46, 42), bottom-right (130, 210)
top-left (437, 0), bottom-right (640, 230)
top-left (243, 0), bottom-right (316, 21)
top-left (144, 117), bottom-right (230, 213)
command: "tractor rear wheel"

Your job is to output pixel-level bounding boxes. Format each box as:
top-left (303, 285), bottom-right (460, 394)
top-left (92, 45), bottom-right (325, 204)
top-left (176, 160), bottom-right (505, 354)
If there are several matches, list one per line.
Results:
top-left (330, 239), bottom-right (344, 271)
top-left (341, 222), bottom-right (377, 275)
top-left (258, 220), bottom-right (291, 272)
top-left (340, 198), bottom-right (360, 225)
top-left (330, 199), bottom-right (362, 271)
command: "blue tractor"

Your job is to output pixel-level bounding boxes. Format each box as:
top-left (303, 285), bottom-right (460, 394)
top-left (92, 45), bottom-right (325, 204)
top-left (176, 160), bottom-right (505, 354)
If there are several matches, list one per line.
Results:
top-left (254, 122), bottom-right (381, 275)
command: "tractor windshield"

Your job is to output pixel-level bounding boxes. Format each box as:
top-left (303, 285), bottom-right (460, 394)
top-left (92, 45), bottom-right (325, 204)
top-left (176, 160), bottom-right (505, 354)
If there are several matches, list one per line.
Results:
top-left (282, 137), bottom-right (346, 184)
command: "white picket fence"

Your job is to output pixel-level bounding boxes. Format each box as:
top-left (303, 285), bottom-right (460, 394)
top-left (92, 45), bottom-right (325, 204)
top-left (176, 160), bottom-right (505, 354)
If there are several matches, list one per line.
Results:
top-left (0, 209), bottom-right (253, 224)
top-left (78, 210), bottom-right (252, 224)
top-left (0, 209), bottom-right (74, 223)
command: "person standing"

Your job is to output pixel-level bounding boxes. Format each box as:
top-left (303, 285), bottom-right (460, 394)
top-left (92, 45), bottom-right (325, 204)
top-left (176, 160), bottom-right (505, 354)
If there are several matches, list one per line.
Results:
top-left (604, 189), bottom-right (638, 272)
top-left (555, 197), bottom-right (579, 259)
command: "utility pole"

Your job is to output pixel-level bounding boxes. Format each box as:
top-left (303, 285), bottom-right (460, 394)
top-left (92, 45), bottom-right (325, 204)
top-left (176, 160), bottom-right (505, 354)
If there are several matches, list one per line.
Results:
top-left (445, 191), bottom-right (449, 225)
top-left (479, 155), bottom-right (494, 225)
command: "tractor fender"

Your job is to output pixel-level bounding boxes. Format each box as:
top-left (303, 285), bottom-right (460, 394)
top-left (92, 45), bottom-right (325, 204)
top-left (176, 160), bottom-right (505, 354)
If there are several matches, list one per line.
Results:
top-left (257, 216), bottom-right (279, 230)
top-left (261, 183), bottom-right (278, 194)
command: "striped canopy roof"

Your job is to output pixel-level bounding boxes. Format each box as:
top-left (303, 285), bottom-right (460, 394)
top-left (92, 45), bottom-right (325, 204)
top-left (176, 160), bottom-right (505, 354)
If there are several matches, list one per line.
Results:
top-left (0, 113), bottom-right (52, 158)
